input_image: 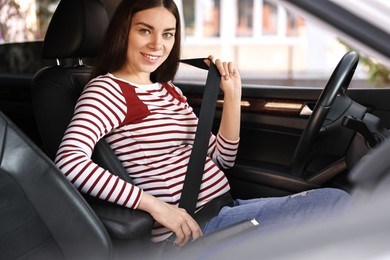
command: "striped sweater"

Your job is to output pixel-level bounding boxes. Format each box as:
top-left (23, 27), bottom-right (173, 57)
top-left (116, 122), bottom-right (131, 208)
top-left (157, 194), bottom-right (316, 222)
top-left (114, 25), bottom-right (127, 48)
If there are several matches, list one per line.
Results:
top-left (55, 73), bottom-right (239, 242)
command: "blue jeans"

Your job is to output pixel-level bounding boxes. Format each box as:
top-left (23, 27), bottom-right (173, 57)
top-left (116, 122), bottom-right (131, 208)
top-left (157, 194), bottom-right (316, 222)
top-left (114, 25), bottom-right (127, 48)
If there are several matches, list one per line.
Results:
top-left (202, 188), bottom-right (351, 235)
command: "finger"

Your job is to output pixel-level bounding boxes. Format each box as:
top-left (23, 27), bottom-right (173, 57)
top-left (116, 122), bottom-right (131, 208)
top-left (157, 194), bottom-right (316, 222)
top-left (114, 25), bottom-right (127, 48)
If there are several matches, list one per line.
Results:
top-left (223, 62), bottom-right (230, 78)
top-left (215, 59), bottom-right (228, 79)
top-left (221, 62), bottom-right (230, 80)
top-left (174, 223), bottom-right (191, 246)
top-left (180, 223), bottom-right (192, 245)
top-left (173, 225), bottom-right (185, 246)
top-left (204, 55), bottom-right (214, 66)
top-left (214, 58), bottom-right (222, 69)
top-left (182, 212), bottom-right (203, 241)
top-left (188, 221), bottom-right (203, 241)
top-left (228, 62), bottom-right (235, 75)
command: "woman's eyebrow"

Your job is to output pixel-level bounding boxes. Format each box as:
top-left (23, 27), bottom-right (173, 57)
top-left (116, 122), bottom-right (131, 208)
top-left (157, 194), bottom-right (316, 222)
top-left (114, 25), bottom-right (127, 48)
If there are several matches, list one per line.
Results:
top-left (135, 22), bottom-right (176, 31)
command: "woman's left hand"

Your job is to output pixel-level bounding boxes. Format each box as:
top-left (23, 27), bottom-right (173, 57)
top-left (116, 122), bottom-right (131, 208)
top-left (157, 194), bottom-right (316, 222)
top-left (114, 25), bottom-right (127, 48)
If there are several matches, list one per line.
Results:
top-left (204, 55), bottom-right (242, 96)
top-left (204, 55), bottom-right (242, 141)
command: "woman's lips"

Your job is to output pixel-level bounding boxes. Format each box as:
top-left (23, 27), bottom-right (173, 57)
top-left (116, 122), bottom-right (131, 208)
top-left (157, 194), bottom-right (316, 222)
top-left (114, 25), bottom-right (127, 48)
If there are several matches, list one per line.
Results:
top-left (142, 53), bottom-right (160, 62)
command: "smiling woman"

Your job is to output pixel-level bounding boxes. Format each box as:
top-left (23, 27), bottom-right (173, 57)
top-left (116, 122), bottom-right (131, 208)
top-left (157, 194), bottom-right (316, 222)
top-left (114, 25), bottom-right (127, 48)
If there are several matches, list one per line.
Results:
top-left (111, 7), bottom-right (177, 84)
top-left (48, 0), bottom-right (353, 254)
top-left (90, 1), bottom-right (181, 84)
top-left (2, 0), bottom-right (390, 258)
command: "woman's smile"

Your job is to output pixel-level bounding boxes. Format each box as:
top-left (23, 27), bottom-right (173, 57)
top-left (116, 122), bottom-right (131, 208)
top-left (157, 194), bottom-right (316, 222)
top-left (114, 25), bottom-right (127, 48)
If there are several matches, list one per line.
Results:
top-left (113, 6), bottom-right (176, 83)
top-left (141, 52), bottom-right (161, 62)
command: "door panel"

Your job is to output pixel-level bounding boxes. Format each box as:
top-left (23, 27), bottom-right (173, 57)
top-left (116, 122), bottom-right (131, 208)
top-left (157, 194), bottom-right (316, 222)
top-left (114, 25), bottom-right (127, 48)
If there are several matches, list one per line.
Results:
top-left (176, 82), bottom-right (390, 198)
top-left (0, 74), bottom-right (42, 146)
top-left (0, 41), bottom-right (51, 147)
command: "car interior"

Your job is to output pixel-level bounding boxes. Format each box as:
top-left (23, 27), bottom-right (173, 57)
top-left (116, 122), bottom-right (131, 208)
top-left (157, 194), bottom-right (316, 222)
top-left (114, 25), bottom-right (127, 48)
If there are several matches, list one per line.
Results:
top-left (0, 110), bottom-right (112, 260)
top-left (1, 0), bottom-right (390, 259)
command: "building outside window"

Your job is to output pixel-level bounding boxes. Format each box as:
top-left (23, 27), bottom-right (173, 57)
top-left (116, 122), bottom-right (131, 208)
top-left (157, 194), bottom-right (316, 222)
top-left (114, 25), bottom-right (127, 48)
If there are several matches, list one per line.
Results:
top-left (237, 0), bottom-right (253, 37)
top-left (177, 0), bottom-right (349, 85)
top-left (202, 0), bottom-right (220, 37)
top-left (0, 0), bottom-right (376, 86)
top-left (262, 0), bottom-right (277, 35)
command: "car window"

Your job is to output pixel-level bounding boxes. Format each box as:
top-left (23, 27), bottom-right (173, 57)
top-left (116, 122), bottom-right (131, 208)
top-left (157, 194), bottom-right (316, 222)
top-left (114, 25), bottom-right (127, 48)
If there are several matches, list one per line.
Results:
top-left (176, 0), bottom-right (390, 88)
top-left (0, 0), bottom-right (59, 74)
top-left (0, 0), bottom-right (59, 43)
top-left (0, 0), bottom-right (389, 88)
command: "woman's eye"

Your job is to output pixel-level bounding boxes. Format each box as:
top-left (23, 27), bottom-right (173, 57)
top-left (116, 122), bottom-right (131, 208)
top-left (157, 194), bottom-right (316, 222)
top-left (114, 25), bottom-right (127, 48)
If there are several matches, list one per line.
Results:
top-left (163, 32), bottom-right (174, 38)
top-left (139, 29), bottom-right (150, 35)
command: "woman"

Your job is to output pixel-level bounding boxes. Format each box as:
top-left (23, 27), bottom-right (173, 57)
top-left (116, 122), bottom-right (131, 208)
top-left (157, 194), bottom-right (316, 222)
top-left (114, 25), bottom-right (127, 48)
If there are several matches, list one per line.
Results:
top-left (55, 0), bottom-right (350, 248)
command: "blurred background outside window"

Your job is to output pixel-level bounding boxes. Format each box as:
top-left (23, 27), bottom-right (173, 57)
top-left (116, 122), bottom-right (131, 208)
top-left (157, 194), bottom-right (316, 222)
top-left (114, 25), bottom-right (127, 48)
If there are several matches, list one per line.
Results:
top-left (1, 0), bottom-right (389, 87)
top-left (178, 0), bottom-right (358, 87)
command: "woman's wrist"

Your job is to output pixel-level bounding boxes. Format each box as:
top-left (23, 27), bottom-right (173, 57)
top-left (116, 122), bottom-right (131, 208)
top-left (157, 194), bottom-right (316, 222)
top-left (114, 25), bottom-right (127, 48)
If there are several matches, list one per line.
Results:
top-left (138, 192), bottom-right (158, 214)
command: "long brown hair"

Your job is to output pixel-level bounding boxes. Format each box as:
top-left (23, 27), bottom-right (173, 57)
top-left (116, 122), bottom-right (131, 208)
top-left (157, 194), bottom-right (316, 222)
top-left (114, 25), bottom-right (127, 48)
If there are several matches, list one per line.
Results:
top-left (90, 0), bottom-right (181, 82)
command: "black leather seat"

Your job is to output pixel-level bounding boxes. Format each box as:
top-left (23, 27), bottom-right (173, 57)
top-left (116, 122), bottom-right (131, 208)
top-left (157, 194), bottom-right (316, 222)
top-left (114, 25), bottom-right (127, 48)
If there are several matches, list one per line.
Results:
top-left (31, 0), bottom-right (153, 249)
top-left (0, 111), bottom-right (112, 260)
top-left (31, 1), bottom-right (261, 256)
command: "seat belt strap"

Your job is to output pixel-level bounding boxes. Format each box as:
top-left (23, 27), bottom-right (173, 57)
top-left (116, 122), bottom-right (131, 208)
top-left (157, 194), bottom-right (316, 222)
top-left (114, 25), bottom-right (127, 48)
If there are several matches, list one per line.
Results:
top-left (178, 58), bottom-right (221, 216)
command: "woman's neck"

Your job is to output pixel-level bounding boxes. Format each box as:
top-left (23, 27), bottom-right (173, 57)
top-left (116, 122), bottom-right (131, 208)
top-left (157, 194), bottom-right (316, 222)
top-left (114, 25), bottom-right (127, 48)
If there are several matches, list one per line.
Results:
top-left (111, 69), bottom-right (153, 85)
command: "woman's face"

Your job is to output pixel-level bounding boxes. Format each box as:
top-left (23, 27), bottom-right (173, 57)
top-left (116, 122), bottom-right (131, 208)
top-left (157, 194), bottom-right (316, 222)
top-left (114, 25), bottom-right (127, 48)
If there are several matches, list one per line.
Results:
top-left (125, 7), bottom-right (176, 81)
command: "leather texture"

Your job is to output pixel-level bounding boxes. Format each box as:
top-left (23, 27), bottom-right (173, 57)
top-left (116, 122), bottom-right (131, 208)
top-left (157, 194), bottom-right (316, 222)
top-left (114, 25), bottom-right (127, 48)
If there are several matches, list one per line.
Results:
top-left (32, 0), bottom-right (153, 241)
top-left (0, 111), bottom-right (112, 260)
top-left (43, 0), bottom-right (109, 59)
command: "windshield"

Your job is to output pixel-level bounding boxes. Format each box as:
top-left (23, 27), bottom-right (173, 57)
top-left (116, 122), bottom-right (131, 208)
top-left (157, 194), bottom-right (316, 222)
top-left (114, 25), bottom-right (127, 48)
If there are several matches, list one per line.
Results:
top-left (331, 0), bottom-right (390, 35)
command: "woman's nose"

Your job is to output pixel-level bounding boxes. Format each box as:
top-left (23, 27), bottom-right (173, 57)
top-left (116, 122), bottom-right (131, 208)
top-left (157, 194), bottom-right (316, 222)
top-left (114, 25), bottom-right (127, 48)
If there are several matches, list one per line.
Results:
top-left (148, 36), bottom-right (163, 50)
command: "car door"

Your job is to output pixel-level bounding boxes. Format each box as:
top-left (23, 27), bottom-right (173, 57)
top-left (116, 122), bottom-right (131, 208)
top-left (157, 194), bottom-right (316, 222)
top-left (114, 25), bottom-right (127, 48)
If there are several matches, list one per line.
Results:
top-left (175, 0), bottom-right (390, 199)
top-left (175, 76), bottom-right (390, 199)
top-left (1, 0), bottom-right (389, 202)
top-left (0, 41), bottom-right (50, 147)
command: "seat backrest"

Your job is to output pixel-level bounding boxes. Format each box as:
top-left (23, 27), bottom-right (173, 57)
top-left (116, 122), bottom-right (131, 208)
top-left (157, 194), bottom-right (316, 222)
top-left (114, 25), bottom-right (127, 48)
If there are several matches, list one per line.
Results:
top-left (0, 111), bottom-right (112, 260)
top-left (31, 0), bottom-right (133, 183)
top-left (349, 136), bottom-right (390, 202)
top-left (32, 0), bottom-right (107, 160)
top-left (31, 0), bottom-right (154, 243)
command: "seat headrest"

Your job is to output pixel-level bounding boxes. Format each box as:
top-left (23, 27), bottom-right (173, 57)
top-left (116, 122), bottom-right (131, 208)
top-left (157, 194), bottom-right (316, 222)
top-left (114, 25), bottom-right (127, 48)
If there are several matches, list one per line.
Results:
top-left (43, 0), bottom-right (109, 59)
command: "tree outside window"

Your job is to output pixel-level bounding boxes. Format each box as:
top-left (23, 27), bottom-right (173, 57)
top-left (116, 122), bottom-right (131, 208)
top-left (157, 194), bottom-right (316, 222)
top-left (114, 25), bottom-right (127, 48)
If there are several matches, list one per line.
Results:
top-left (0, 0), bottom-right (59, 43)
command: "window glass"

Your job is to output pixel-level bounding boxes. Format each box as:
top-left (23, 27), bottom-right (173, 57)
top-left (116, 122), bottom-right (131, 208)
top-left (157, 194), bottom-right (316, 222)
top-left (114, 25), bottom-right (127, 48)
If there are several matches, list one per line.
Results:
top-left (0, 0), bottom-right (59, 73)
top-left (262, 0), bottom-right (277, 35)
top-left (286, 12), bottom-right (304, 37)
top-left (202, 0), bottom-right (220, 37)
top-left (178, 0), bottom-right (365, 87)
top-left (0, 0), bottom-right (59, 43)
top-left (183, 0), bottom-right (195, 36)
top-left (237, 0), bottom-right (253, 37)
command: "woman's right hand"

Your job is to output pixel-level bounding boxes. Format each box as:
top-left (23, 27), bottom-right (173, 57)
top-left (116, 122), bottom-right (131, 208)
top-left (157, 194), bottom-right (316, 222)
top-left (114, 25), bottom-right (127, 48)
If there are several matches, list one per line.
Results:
top-left (138, 192), bottom-right (203, 246)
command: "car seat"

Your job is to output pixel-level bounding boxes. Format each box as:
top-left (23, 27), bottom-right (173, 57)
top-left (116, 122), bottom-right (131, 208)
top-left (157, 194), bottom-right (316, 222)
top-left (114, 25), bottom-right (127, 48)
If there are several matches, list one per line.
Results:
top-left (31, 0), bottom-right (154, 252)
top-left (31, 0), bottom-right (263, 257)
top-left (0, 111), bottom-right (112, 260)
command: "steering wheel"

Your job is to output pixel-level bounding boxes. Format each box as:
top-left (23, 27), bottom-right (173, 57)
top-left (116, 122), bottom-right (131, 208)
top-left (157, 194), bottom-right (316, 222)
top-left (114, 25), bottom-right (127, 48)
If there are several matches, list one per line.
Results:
top-left (291, 51), bottom-right (359, 177)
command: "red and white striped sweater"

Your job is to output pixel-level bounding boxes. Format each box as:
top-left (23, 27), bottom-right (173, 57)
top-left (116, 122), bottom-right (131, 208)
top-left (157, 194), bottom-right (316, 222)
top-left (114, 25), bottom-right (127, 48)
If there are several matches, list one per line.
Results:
top-left (55, 73), bottom-right (239, 242)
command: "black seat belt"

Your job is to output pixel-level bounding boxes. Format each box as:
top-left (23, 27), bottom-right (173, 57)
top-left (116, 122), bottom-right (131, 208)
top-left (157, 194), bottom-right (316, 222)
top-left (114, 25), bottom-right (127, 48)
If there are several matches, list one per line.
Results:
top-left (170, 60), bottom-right (259, 248)
top-left (178, 58), bottom-right (221, 217)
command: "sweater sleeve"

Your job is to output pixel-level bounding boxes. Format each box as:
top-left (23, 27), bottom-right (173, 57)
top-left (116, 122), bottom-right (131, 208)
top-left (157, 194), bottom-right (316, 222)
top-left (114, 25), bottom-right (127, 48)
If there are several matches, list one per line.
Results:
top-left (55, 77), bottom-right (143, 209)
top-left (166, 81), bottom-right (240, 170)
top-left (208, 132), bottom-right (239, 169)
